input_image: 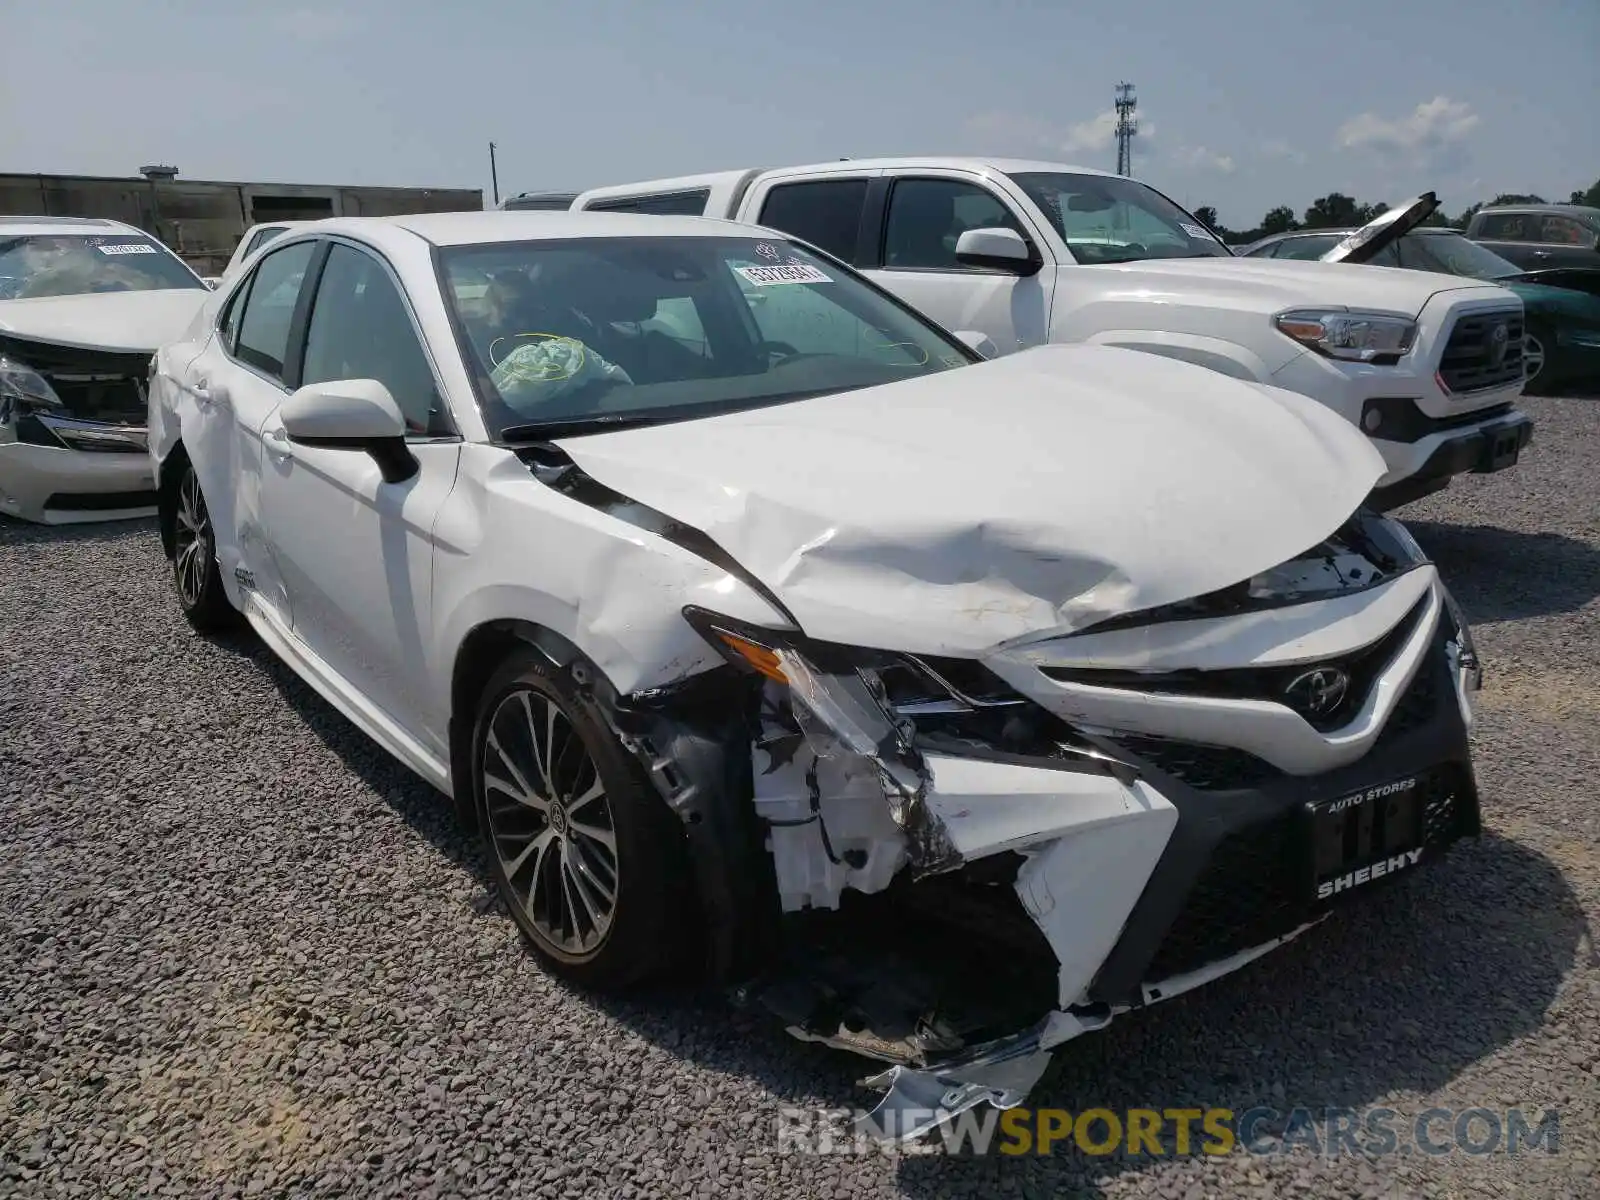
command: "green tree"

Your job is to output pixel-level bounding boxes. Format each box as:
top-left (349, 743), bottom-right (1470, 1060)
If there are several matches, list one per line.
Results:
top-left (1259, 205), bottom-right (1298, 236)
top-left (1303, 193), bottom-right (1364, 228)
top-left (1192, 206), bottom-right (1229, 237)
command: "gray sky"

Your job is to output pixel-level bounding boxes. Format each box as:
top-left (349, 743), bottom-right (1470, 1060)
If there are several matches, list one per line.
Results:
top-left (3, 0), bottom-right (1596, 227)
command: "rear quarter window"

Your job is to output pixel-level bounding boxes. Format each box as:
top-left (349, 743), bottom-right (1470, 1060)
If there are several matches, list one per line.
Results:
top-left (756, 179), bottom-right (869, 262)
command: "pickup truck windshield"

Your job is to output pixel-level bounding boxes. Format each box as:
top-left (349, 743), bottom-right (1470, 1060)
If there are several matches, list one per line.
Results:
top-left (439, 234), bottom-right (977, 441)
top-left (1009, 172), bottom-right (1233, 264)
top-left (0, 234), bottom-right (204, 300)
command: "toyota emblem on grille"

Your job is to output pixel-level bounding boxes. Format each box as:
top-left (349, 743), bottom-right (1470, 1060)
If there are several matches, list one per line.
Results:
top-left (1283, 667), bottom-right (1350, 717)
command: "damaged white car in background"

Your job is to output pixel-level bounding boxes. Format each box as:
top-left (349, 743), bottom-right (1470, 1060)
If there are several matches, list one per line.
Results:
top-left (1, 216), bottom-right (211, 523)
top-left (146, 211), bottom-right (1486, 1141)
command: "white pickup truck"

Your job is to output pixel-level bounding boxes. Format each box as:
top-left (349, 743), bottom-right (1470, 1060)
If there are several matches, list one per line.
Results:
top-left (571, 158), bottom-right (1534, 509)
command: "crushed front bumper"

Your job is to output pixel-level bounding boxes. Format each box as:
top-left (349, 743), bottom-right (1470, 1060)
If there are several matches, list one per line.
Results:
top-left (797, 610), bottom-right (1481, 1143)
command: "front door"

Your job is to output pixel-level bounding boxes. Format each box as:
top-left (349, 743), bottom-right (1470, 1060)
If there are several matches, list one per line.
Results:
top-left (864, 174), bottom-right (1052, 354)
top-left (256, 240), bottom-right (462, 750)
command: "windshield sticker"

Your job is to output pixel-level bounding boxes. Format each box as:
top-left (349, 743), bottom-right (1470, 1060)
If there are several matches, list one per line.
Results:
top-left (755, 242), bottom-right (783, 261)
top-left (735, 263), bottom-right (832, 286)
top-left (1179, 222), bottom-right (1216, 241)
top-left (96, 243), bottom-right (158, 255)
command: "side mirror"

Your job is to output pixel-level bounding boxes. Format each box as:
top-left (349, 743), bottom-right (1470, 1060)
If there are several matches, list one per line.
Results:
top-left (952, 329), bottom-right (999, 359)
top-left (954, 227), bottom-right (1040, 276)
top-left (280, 379), bottom-right (418, 484)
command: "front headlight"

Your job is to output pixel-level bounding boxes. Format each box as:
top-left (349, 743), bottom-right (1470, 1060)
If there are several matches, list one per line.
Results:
top-left (1275, 309), bottom-right (1418, 363)
top-left (0, 353), bottom-right (63, 444)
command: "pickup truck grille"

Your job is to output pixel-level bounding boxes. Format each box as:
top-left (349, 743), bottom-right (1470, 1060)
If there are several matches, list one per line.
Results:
top-left (1438, 309), bottom-right (1525, 394)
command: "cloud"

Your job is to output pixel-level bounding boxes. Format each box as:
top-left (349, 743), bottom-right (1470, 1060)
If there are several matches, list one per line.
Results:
top-left (1174, 146), bottom-right (1236, 174)
top-left (1336, 96), bottom-right (1480, 157)
top-left (1260, 139), bottom-right (1308, 166)
top-left (962, 109), bottom-right (1157, 163)
top-left (270, 9), bottom-right (362, 41)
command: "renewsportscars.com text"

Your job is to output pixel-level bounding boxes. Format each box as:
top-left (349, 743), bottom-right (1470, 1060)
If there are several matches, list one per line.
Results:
top-left (776, 1105), bottom-right (1563, 1158)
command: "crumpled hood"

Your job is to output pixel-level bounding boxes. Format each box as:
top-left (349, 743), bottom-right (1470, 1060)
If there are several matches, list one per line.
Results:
top-left (0, 289), bottom-right (211, 354)
top-left (1082, 255), bottom-right (1491, 318)
top-left (555, 344), bottom-right (1387, 657)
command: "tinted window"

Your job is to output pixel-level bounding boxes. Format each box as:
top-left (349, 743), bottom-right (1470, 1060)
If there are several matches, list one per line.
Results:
top-left (882, 178), bottom-right (1028, 271)
top-left (757, 180), bottom-right (868, 261)
top-left (301, 244), bottom-right (446, 434)
top-left (587, 190), bottom-right (710, 216)
top-left (1274, 235), bottom-right (1343, 260)
top-left (439, 234), bottom-right (974, 439)
top-left (217, 278), bottom-right (251, 353)
top-left (1540, 215), bottom-right (1592, 245)
top-left (0, 233), bottom-right (203, 300)
top-left (234, 240), bottom-right (316, 379)
top-left (1475, 213), bottom-right (1529, 240)
top-left (1394, 233), bottom-right (1520, 280)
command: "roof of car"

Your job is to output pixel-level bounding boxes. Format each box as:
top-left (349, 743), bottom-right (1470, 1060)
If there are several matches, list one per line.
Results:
top-left (0, 215), bottom-right (143, 235)
top-left (307, 209), bottom-right (792, 247)
top-left (1477, 204), bottom-right (1600, 218)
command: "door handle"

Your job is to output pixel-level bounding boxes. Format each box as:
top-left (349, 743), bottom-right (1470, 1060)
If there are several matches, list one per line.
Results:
top-left (264, 426), bottom-right (294, 462)
top-left (192, 379), bottom-right (230, 409)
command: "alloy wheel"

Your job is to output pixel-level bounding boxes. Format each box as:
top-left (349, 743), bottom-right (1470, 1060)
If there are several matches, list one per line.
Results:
top-left (173, 470), bottom-right (212, 608)
top-left (1524, 334), bottom-right (1546, 384)
top-left (481, 688), bottom-right (620, 955)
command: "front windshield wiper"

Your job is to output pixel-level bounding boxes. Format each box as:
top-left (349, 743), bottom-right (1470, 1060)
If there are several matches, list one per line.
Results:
top-left (499, 413), bottom-right (668, 443)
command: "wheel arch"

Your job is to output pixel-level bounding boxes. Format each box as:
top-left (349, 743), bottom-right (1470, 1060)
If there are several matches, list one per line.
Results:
top-left (447, 616), bottom-right (781, 983)
top-left (155, 438), bottom-right (192, 562)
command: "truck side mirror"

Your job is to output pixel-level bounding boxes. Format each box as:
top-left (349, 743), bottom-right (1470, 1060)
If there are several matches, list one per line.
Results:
top-left (955, 228), bottom-right (1041, 276)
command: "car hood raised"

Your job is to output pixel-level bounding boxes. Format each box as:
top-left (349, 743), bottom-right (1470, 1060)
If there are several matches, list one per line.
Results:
top-left (554, 345), bottom-right (1387, 657)
top-left (0, 289), bottom-right (211, 354)
top-left (1081, 255), bottom-right (1491, 318)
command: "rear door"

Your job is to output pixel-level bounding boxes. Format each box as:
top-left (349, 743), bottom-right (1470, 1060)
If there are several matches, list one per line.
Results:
top-left (179, 236), bottom-right (320, 623)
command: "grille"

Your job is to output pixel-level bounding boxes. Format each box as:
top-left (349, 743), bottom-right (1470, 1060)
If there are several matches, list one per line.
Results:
top-left (1042, 596), bottom-right (1428, 733)
top-left (1144, 763), bottom-right (1472, 981)
top-left (1438, 309), bottom-right (1525, 393)
top-left (1111, 736), bottom-right (1280, 791)
top-left (44, 376), bottom-right (147, 425)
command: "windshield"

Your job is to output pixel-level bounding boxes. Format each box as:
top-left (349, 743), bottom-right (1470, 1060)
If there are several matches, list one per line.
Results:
top-left (1009, 172), bottom-right (1233, 264)
top-left (438, 234), bottom-right (978, 440)
top-left (1398, 233), bottom-right (1522, 280)
top-left (0, 233), bottom-right (204, 300)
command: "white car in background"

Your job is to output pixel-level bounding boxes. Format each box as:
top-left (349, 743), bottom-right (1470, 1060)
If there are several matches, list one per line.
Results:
top-left (219, 221), bottom-right (307, 282)
top-left (0, 216), bottom-right (211, 523)
top-left (147, 211), bottom-right (1485, 1138)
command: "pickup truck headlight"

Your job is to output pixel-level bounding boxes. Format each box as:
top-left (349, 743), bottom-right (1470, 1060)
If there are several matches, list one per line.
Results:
top-left (1275, 309), bottom-right (1417, 364)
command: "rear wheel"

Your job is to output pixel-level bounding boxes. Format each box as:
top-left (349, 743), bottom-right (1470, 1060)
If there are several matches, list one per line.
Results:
top-left (471, 649), bottom-right (691, 990)
top-left (171, 462), bottom-right (237, 632)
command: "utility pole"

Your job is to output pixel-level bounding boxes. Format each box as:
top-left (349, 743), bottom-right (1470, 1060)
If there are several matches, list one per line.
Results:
top-left (1114, 83), bottom-right (1138, 177)
top-left (488, 142), bottom-right (500, 208)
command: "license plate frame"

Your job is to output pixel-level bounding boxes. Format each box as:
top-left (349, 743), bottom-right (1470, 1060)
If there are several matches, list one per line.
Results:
top-left (1305, 773), bottom-right (1428, 904)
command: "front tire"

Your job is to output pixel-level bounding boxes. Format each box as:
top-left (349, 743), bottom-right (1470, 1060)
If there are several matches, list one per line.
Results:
top-left (471, 648), bottom-right (691, 990)
top-left (170, 461), bottom-right (237, 633)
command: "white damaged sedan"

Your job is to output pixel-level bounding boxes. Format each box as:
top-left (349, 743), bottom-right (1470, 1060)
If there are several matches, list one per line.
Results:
top-left (148, 212), bottom-right (1485, 1138)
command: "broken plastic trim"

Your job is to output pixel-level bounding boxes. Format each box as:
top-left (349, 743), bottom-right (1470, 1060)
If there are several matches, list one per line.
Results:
top-left (855, 919), bottom-right (1325, 1145)
top-left (683, 606), bottom-right (963, 876)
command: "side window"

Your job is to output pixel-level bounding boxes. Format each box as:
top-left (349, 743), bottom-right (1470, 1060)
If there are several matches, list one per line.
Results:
top-left (1475, 213), bottom-right (1528, 241)
top-left (233, 240), bottom-right (316, 380)
top-left (217, 276), bottom-right (252, 353)
top-left (1275, 237), bottom-right (1340, 261)
top-left (1540, 215), bottom-right (1589, 245)
top-left (756, 180), bottom-right (868, 262)
top-left (244, 226), bottom-right (287, 258)
top-left (301, 244), bottom-right (446, 435)
top-left (882, 178), bottom-right (1028, 271)
top-left (588, 190), bottom-right (710, 216)
top-left (1367, 242), bottom-right (1401, 267)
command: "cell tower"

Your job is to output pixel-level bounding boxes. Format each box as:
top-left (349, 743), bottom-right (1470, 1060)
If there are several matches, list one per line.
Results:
top-left (1114, 82), bottom-right (1138, 176)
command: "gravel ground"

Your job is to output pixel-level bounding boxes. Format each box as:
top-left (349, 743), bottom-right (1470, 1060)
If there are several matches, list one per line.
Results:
top-left (2, 395), bottom-right (1596, 1199)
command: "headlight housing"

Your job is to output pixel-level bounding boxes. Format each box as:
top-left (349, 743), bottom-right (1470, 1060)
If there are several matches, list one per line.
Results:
top-left (1275, 309), bottom-right (1417, 364)
top-left (0, 353), bottom-right (64, 445)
